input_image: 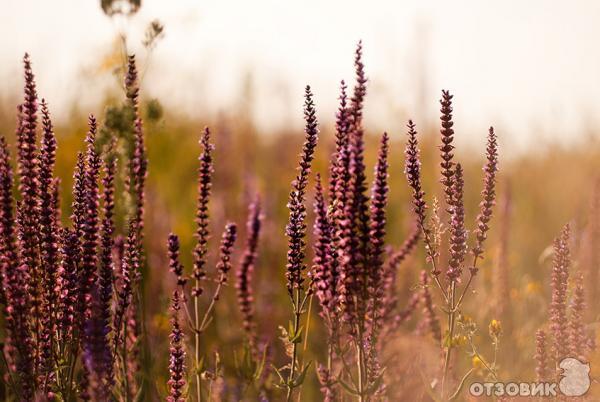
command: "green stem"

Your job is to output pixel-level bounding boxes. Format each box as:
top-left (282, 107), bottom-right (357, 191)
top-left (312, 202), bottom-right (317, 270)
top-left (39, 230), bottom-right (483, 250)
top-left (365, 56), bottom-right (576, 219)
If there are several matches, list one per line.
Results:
top-left (442, 281), bottom-right (456, 400)
top-left (296, 295), bottom-right (313, 402)
top-left (123, 323), bottom-right (130, 402)
top-left (194, 278), bottom-right (202, 402)
top-left (356, 341), bottom-right (365, 402)
top-left (286, 288), bottom-right (301, 402)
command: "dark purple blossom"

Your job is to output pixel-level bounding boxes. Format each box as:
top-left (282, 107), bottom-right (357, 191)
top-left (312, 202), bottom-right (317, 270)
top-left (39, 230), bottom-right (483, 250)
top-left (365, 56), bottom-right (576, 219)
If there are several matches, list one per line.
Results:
top-left (236, 197), bottom-right (262, 341)
top-left (113, 221), bottom-right (140, 353)
top-left (193, 127), bottom-right (213, 297)
top-left (80, 116), bottom-right (101, 326)
top-left (168, 233), bottom-right (186, 287)
top-left (1, 135), bottom-right (35, 397)
top-left (285, 86), bottom-right (318, 294)
top-left (439, 90), bottom-right (455, 209)
top-left (446, 164), bottom-right (466, 282)
top-left (216, 223), bottom-right (238, 288)
top-left (310, 175), bottom-right (336, 318)
top-left (471, 127), bottom-right (499, 266)
top-left (57, 229), bottom-right (80, 344)
top-left (167, 291), bottom-right (186, 402)
top-left (328, 80), bottom-right (350, 202)
top-left (365, 132), bottom-right (390, 345)
top-left (38, 100), bottom-right (60, 378)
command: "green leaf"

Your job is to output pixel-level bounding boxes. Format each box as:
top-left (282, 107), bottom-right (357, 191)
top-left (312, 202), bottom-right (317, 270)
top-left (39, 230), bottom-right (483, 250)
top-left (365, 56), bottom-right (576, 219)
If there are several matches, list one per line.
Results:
top-left (289, 325), bottom-right (304, 343)
top-left (253, 346), bottom-right (268, 380)
top-left (293, 360), bottom-right (313, 387)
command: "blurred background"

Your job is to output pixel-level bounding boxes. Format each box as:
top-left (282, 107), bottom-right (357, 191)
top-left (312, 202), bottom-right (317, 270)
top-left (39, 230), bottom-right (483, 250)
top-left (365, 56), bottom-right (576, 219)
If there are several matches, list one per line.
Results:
top-left (1, 0), bottom-right (600, 399)
top-left (2, 0), bottom-right (600, 151)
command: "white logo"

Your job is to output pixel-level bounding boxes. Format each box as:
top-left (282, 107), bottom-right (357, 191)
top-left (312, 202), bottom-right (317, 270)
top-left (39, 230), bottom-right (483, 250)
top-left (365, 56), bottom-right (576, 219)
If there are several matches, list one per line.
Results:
top-left (559, 357), bottom-right (590, 397)
top-left (469, 357), bottom-right (590, 398)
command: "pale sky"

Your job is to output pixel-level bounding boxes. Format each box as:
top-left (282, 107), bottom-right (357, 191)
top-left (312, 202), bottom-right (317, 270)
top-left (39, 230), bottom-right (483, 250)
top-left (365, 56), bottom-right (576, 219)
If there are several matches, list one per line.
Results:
top-left (1, 0), bottom-right (600, 151)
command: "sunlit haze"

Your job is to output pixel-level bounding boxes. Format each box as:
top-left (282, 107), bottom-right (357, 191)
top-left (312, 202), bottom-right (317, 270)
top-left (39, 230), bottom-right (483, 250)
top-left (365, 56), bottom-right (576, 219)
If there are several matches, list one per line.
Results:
top-left (2, 0), bottom-right (600, 150)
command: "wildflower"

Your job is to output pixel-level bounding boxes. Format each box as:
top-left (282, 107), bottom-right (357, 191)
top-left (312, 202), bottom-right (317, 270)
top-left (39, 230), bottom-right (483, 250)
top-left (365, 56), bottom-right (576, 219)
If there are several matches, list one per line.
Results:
top-left (488, 319), bottom-right (502, 339)
top-left (535, 329), bottom-right (549, 382)
top-left (550, 224), bottom-right (570, 366)
top-left (57, 229), bottom-right (80, 343)
top-left (311, 175), bottom-right (334, 314)
top-left (472, 127), bottom-right (499, 264)
top-left (83, 153), bottom-right (118, 393)
top-left (168, 233), bottom-right (186, 288)
top-left (193, 127), bottom-right (213, 296)
top-left (1, 135), bottom-right (35, 397)
top-left (569, 271), bottom-right (587, 360)
top-left (472, 356), bottom-right (484, 370)
top-left (216, 223), bottom-right (238, 288)
top-left (439, 90), bottom-right (455, 208)
top-left (167, 291), bottom-right (186, 402)
top-left (236, 197), bottom-right (262, 341)
top-left (367, 132), bottom-right (390, 335)
top-left (285, 85), bottom-right (318, 294)
top-left (80, 116), bottom-right (101, 326)
top-left (328, 81), bottom-right (350, 200)
top-left (113, 221), bottom-right (140, 352)
top-left (447, 164), bottom-right (466, 282)
top-left (404, 121), bottom-right (431, 267)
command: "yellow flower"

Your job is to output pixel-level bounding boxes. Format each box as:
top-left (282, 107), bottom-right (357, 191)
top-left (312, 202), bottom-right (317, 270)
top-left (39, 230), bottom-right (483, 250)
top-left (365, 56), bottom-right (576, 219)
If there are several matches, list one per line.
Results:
top-left (453, 335), bottom-right (468, 347)
top-left (458, 314), bottom-right (474, 325)
top-left (489, 319), bottom-right (502, 338)
top-left (472, 356), bottom-right (484, 370)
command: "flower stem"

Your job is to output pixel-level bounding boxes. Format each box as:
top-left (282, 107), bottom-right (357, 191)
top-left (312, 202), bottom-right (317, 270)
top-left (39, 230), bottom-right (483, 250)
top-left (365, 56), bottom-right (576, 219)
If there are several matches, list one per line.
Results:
top-left (194, 278), bottom-right (202, 402)
top-left (286, 288), bottom-right (301, 402)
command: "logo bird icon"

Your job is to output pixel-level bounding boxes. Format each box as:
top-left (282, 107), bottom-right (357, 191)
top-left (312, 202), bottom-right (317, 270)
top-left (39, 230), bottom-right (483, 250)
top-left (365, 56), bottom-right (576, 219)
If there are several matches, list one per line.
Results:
top-left (559, 357), bottom-right (590, 397)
